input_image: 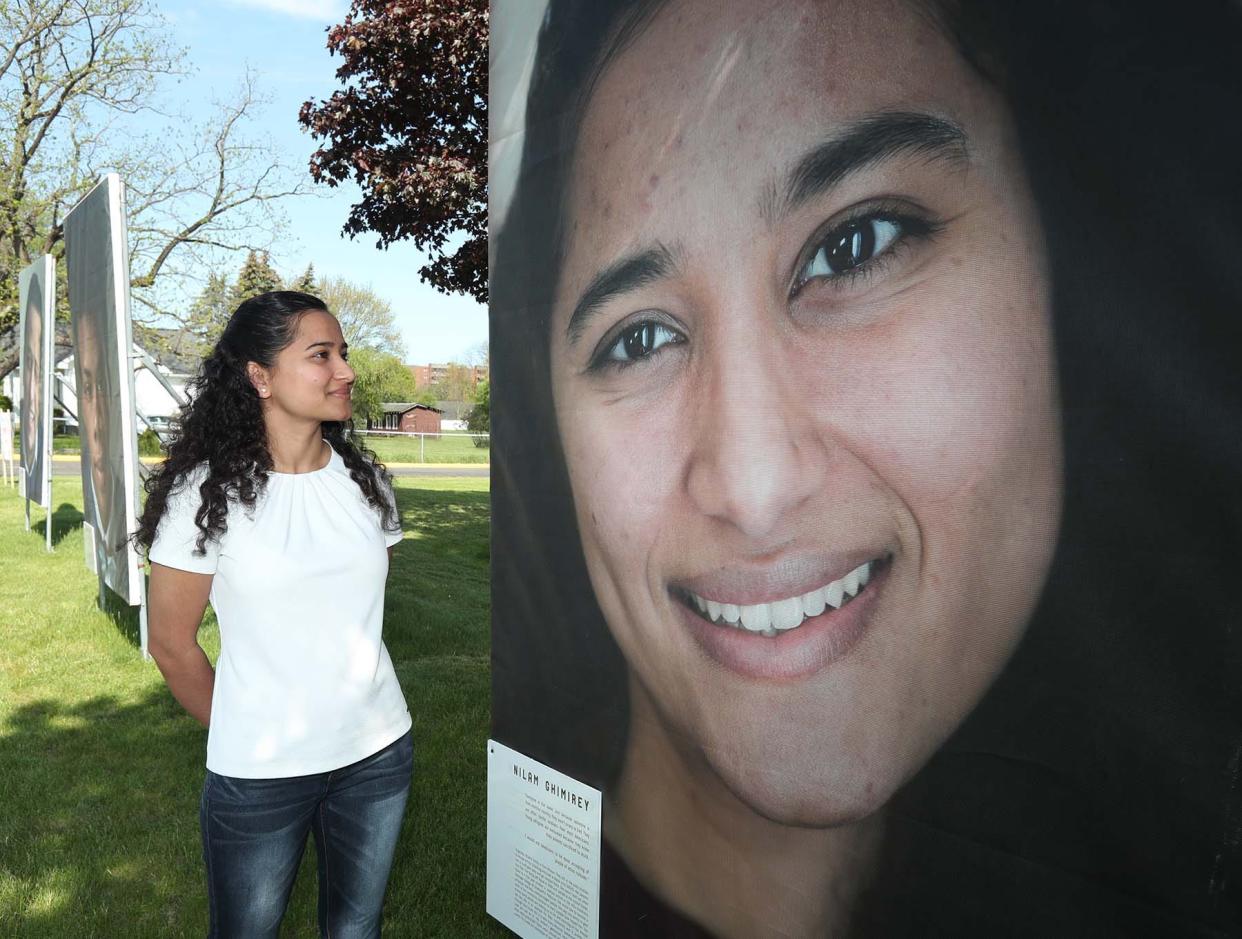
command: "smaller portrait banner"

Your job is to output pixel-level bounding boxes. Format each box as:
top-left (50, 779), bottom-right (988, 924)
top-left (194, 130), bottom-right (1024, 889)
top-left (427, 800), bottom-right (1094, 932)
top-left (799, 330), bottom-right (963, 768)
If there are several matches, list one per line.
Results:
top-left (18, 255), bottom-right (55, 509)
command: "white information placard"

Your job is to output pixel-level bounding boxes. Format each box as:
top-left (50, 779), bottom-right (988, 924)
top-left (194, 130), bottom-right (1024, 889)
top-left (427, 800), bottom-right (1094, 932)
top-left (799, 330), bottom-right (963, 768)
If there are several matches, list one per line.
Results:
top-left (487, 740), bottom-right (601, 939)
top-left (0, 411), bottom-right (12, 485)
top-left (82, 522), bottom-right (97, 574)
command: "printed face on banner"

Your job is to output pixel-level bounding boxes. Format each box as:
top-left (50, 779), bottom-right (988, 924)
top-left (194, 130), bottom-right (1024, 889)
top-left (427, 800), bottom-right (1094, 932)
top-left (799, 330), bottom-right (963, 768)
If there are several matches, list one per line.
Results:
top-left (74, 307), bottom-right (126, 556)
top-left (21, 292), bottom-right (42, 457)
top-left (549, 0), bottom-right (1062, 830)
top-left (66, 175), bottom-right (140, 604)
top-left (19, 259), bottom-right (53, 508)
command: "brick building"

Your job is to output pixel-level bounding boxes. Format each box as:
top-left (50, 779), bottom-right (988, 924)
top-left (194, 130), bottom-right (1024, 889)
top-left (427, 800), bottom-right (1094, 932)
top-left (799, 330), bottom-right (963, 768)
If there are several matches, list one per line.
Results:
top-left (370, 402), bottom-right (443, 434)
top-left (407, 362), bottom-right (489, 391)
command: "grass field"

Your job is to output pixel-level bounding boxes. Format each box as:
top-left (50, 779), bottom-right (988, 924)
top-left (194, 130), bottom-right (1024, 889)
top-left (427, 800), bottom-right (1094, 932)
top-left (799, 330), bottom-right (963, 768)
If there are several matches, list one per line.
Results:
top-left (361, 433), bottom-right (489, 465)
top-left (10, 434), bottom-right (80, 454)
top-left (15, 433), bottom-right (489, 465)
top-left (0, 479), bottom-right (506, 937)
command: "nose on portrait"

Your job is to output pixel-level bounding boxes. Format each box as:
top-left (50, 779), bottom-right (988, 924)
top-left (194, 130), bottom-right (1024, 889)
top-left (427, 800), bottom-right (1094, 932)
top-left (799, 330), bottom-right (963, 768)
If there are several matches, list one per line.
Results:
top-left (684, 354), bottom-right (830, 539)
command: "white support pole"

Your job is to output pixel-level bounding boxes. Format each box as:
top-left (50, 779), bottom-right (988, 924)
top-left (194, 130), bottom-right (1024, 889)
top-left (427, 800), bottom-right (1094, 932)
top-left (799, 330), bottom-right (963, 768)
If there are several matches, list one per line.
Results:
top-left (45, 477), bottom-right (52, 553)
top-left (139, 573), bottom-right (150, 661)
top-left (420, 434), bottom-right (425, 463)
top-left (132, 345), bottom-right (189, 407)
top-left (0, 413), bottom-right (11, 486)
top-left (53, 372), bottom-right (79, 423)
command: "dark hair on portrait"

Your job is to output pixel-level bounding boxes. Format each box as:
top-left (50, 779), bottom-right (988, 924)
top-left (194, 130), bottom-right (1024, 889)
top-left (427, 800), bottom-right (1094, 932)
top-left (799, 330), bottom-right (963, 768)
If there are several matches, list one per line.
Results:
top-left (491, 0), bottom-right (1242, 932)
top-left (134, 290), bottom-right (398, 554)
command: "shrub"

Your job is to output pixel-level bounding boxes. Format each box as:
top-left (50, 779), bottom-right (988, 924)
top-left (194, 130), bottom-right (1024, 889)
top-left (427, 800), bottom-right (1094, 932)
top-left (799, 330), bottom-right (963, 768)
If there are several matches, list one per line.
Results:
top-left (138, 428), bottom-right (164, 456)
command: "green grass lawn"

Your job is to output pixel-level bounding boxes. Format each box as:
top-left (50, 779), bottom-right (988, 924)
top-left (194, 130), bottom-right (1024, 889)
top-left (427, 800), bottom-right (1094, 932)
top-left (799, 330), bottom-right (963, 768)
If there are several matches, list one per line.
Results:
top-left (0, 479), bottom-right (506, 938)
top-left (10, 433), bottom-right (80, 454)
top-left (16, 433), bottom-right (489, 465)
top-left (361, 433), bottom-right (489, 465)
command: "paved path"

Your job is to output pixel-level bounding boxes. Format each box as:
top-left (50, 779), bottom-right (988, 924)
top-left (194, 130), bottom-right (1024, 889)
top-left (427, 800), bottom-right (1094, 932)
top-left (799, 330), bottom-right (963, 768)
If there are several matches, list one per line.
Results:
top-left (47, 456), bottom-right (489, 479)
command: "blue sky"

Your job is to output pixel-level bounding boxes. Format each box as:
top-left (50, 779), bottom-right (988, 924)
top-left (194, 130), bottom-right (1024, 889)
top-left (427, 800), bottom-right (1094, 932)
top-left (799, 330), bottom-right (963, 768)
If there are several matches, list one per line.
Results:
top-left (152, 0), bottom-right (488, 364)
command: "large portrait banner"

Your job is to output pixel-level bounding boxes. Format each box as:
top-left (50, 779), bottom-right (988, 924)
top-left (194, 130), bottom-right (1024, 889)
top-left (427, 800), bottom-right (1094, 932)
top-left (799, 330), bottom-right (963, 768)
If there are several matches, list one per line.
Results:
top-left (489, 1), bottom-right (1242, 936)
top-left (64, 174), bottom-right (143, 606)
top-left (18, 255), bottom-right (55, 511)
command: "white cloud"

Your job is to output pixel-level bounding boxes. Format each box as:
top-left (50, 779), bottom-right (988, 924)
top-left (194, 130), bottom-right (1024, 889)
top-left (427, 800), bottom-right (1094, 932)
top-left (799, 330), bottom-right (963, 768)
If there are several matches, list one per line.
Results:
top-left (226, 0), bottom-right (346, 21)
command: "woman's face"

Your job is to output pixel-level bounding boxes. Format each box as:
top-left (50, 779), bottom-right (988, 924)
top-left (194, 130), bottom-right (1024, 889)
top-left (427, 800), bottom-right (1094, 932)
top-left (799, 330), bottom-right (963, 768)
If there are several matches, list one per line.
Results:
top-left (251, 310), bottom-right (356, 427)
top-left (550, 0), bottom-right (1062, 826)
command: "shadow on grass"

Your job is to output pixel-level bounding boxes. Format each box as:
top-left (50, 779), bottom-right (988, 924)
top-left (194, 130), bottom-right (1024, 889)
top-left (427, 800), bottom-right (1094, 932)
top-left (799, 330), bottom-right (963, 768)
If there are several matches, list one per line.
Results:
top-left (31, 502), bottom-right (84, 547)
top-left (0, 690), bottom-right (211, 937)
top-left (100, 580), bottom-right (142, 650)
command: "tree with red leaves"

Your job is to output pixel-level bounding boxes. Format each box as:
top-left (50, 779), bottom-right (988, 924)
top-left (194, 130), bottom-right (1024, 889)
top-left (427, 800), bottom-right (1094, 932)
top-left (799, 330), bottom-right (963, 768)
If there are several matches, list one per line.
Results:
top-left (300, 1), bottom-right (488, 303)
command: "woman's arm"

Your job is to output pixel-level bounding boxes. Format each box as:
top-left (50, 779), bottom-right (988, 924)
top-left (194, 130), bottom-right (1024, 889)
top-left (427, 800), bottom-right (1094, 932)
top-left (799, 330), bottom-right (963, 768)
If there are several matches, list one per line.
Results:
top-left (147, 562), bottom-right (216, 727)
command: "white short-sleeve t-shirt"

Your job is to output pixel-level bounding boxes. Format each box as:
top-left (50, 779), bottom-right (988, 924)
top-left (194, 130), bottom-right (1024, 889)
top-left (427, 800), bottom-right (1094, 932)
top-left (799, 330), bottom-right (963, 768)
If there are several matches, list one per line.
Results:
top-left (149, 445), bottom-right (411, 778)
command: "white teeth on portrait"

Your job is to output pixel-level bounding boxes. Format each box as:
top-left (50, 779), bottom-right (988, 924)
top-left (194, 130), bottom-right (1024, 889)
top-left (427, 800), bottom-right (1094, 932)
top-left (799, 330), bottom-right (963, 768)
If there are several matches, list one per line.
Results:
top-left (685, 560), bottom-right (876, 636)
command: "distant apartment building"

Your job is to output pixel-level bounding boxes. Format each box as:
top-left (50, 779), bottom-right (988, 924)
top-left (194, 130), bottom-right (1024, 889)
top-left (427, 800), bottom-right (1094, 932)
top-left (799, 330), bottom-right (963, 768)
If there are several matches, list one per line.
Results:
top-left (407, 362), bottom-right (489, 391)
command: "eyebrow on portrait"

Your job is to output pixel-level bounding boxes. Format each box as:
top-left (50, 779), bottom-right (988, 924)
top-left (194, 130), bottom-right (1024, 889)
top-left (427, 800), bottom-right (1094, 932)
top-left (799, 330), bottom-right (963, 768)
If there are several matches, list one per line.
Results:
top-left (771, 112), bottom-right (970, 221)
top-left (306, 340), bottom-right (347, 351)
top-left (565, 243), bottom-right (680, 345)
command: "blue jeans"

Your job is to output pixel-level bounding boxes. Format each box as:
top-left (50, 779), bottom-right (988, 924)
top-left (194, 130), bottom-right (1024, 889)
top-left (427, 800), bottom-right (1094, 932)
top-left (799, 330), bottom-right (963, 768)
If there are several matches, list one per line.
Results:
top-left (200, 731), bottom-right (413, 938)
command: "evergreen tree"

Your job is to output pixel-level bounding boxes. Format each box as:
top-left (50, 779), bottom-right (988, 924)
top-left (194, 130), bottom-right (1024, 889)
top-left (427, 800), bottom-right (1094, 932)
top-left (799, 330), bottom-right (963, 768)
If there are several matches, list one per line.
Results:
top-left (288, 263), bottom-right (319, 294)
top-left (186, 271), bottom-right (235, 353)
top-left (229, 250), bottom-right (282, 307)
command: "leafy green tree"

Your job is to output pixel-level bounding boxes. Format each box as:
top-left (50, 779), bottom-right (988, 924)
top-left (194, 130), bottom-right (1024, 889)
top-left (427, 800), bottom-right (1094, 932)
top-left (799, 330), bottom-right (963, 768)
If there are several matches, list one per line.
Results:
top-left (429, 362), bottom-right (477, 404)
top-left (229, 250), bottom-right (282, 307)
top-left (300, 0), bottom-right (487, 302)
top-left (466, 379), bottom-right (489, 439)
top-left (317, 276), bottom-right (404, 357)
top-left (349, 346), bottom-right (416, 426)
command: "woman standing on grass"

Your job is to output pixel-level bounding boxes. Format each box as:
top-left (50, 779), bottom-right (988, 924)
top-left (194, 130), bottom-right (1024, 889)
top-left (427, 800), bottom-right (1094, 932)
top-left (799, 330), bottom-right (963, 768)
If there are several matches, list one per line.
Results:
top-left (135, 291), bottom-right (412, 938)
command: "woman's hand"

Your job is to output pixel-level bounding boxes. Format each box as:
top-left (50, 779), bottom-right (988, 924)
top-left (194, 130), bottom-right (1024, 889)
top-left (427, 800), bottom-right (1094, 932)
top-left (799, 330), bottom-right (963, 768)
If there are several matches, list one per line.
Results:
top-left (147, 562), bottom-right (216, 727)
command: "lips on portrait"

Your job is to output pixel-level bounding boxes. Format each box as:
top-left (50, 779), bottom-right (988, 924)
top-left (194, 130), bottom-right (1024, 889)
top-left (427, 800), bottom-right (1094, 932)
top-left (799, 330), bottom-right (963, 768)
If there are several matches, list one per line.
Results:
top-left (673, 551), bottom-right (891, 681)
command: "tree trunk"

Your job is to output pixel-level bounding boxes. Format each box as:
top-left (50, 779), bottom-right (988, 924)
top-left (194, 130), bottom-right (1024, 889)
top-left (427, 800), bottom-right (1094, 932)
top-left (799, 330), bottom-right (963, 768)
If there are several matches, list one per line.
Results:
top-left (0, 323), bottom-right (18, 379)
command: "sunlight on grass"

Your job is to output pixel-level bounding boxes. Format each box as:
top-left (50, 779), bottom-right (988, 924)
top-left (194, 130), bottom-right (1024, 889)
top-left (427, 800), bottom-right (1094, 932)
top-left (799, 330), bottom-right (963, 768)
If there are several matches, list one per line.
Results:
top-left (363, 433), bottom-right (489, 465)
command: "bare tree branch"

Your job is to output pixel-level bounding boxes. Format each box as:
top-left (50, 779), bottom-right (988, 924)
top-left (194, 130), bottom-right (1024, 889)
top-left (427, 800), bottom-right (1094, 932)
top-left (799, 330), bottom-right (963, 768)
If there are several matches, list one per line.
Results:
top-left (0, 2), bottom-right (306, 374)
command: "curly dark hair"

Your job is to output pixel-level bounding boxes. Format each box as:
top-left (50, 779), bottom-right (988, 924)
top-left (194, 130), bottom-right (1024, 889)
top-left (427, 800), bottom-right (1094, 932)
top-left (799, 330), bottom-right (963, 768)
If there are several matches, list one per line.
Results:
top-left (134, 290), bottom-right (399, 554)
